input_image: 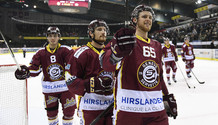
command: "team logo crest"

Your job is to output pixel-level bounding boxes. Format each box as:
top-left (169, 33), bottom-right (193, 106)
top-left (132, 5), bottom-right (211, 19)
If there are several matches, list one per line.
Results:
top-left (137, 60), bottom-right (160, 89)
top-left (47, 63), bottom-right (64, 81)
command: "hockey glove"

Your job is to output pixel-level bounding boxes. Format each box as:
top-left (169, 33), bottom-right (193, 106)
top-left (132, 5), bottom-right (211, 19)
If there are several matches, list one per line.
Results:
top-left (111, 28), bottom-right (136, 60)
top-left (163, 94), bottom-right (178, 119)
top-left (182, 57), bottom-right (186, 62)
top-left (175, 56), bottom-right (178, 62)
top-left (85, 76), bottom-right (113, 95)
top-left (15, 65), bottom-right (30, 80)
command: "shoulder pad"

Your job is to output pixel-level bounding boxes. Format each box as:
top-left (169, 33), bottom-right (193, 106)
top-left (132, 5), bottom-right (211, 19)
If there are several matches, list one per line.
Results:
top-left (35, 48), bottom-right (45, 53)
top-left (61, 45), bottom-right (72, 50)
top-left (171, 44), bottom-right (175, 47)
top-left (74, 46), bottom-right (89, 58)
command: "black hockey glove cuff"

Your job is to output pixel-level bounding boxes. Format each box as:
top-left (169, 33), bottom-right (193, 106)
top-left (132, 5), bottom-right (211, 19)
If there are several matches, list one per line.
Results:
top-left (85, 76), bottom-right (113, 95)
top-left (182, 57), bottom-right (186, 62)
top-left (163, 94), bottom-right (178, 119)
top-left (175, 56), bottom-right (178, 62)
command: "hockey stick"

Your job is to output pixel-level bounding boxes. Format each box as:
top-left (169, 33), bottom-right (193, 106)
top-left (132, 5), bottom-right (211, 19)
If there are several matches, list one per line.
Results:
top-left (0, 30), bottom-right (21, 70)
top-left (90, 102), bottom-right (114, 125)
top-left (191, 70), bottom-right (205, 84)
top-left (176, 62), bottom-right (195, 89)
top-left (186, 62), bottom-right (205, 84)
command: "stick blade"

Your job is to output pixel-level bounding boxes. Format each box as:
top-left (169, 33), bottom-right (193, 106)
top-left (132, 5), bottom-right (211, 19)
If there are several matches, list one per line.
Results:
top-left (199, 81), bottom-right (205, 84)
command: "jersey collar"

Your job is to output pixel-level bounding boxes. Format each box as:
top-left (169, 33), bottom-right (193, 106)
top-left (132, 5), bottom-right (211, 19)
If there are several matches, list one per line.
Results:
top-left (87, 42), bottom-right (104, 54)
top-left (46, 43), bottom-right (61, 54)
top-left (185, 42), bottom-right (190, 47)
top-left (136, 35), bottom-right (150, 44)
top-left (164, 44), bottom-right (170, 48)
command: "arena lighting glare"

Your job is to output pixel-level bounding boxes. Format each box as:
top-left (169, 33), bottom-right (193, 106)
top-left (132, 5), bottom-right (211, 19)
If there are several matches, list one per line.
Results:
top-left (195, 0), bottom-right (202, 4)
top-left (24, 4), bottom-right (29, 7)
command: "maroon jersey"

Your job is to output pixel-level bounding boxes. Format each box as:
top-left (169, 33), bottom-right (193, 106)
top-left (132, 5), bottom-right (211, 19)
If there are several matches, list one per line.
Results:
top-left (29, 43), bottom-right (73, 93)
top-left (100, 35), bottom-right (169, 117)
top-left (66, 42), bottom-right (114, 111)
top-left (181, 43), bottom-right (194, 60)
top-left (162, 44), bottom-right (178, 62)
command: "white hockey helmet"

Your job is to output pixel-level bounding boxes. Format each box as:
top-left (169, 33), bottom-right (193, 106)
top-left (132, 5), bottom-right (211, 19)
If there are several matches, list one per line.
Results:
top-left (131, 4), bottom-right (156, 25)
top-left (46, 26), bottom-right (61, 37)
top-left (184, 35), bottom-right (190, 41)
top-left (163, 37), bottom-right (170, 41)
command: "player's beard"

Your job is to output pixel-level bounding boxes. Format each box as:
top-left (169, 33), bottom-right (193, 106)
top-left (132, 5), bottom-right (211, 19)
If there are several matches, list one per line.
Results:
top-left (137, 22), bottom-right (152, 32)
top-left (96, 36), bottom-right (106, 43)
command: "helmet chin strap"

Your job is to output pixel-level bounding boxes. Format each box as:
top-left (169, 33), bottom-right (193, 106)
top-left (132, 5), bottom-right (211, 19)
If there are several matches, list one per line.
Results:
top-left (92, 35), bottom-right (104, 45)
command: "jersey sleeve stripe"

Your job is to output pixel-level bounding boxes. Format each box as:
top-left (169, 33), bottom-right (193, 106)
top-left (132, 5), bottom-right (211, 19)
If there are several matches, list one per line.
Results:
top-left (74, 46), bottom-right (89, 58)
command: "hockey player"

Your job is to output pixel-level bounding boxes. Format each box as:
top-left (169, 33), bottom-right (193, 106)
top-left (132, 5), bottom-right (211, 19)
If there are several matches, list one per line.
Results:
top-left (15, 26), bottom-right (76, 125)
top-left (65, 20), bottom-right (114, 125)
top-left (162, 37), bottom-right (178, 85)
top-left (99, 5), bottom-right (177, 125)
top-left (181, 35), bottom-right (195, 78)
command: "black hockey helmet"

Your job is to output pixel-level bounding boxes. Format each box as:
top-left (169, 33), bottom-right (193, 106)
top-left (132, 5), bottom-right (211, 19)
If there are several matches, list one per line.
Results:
top-left (46, 26), bottom-right (61, 37)
top-left (87, 19), bottom-right (110, 38)
top-left (131, 4), bottom-right (155, 25)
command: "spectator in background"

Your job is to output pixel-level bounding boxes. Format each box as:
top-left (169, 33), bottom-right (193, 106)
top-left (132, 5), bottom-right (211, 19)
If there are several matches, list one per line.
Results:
top-left (22, 44), bottom-right (27, 58)
top-left (210, 40), bottom-right (215, 49)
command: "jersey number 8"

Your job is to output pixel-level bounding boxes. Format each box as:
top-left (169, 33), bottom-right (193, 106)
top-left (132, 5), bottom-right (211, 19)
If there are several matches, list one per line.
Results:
top-left (50, 55), bottom-right (56, 63)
